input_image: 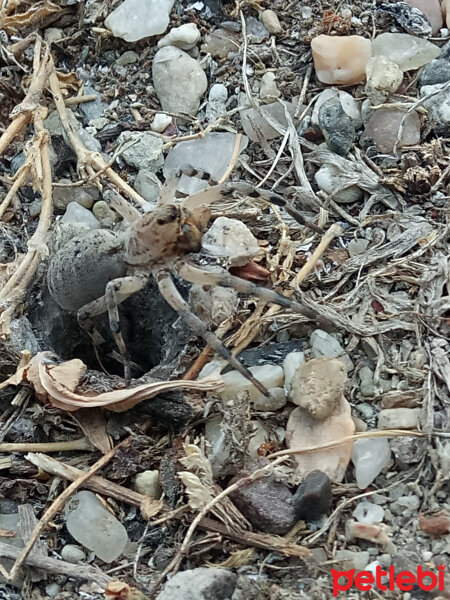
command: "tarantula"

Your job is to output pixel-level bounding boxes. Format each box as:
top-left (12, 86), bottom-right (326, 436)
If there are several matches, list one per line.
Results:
top-left (48, 168), bottom-right (322, 398)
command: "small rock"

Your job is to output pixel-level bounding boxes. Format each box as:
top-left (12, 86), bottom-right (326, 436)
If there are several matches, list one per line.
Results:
top-left (360, 107), bottom-right (421, 154)
top-left (420, 82), bottom-right (450, 135)
top-left (348, 238), bottom-right (369, 257)
top-left (158, 23), bottom-right (200, 50)
top-left (260, 9), bottom-right (283, 34)
top-left (89, 117), bottom-right (109, 130)
top-left (253, 387), bottom-right (287, 411)
top-left (156, 567), bottom-right (236, 600)
top-left (45, 109), bottom-right (101, 153)
top-left (240, 98), bottom-right (299, 141)
top-left (318, 97), bottom-right (355, 155)
top-left (405, 0), bottom-right (443, 35)
top-left (390, 494), bottom-right (420, 516)
top-left (28, 199), bottom-right (42, 217)
top-left (245, 16), bottom-right (269, 42)
top-left (283, 351), bottom-right (305, 394)
top-left (365, 55), bottom-right (403, 105)
top-left (378, 1), bottom-right (433, 36)
top-left (310, 329), bottom-right (354, 372)
top-left (61, 202), bottom-right (99, 228)
top-left (53, 182), bottom-right (96, 211)
top-left (378, 408), bottom-right (421, 430)
top-left (134, 470), bottom-right (161, 498)
top-left (419, 41), bottom-right (450, 87)
top-left (164, 132), bottom-right (248, 195)
top-left (289, 357), bottom-right (347, 419)
top-left (314, 163), bottom-right (363, 204)
top-left (45, 583), bottom-right (61, 597)
top-left (115, 50), bottom-right (139, 66)
top-left (117, 131), bottom-right (164, 171)
top-left (134, 169), bottom-right (161, 204)
top-left (44, 27), bottom-right (63, 44)
top-left (229, 460), bottom-right (296, 534)
top-left (206, 84), bottom-right (228, 120)
top-left (219, 364), bottom-right (284, 404)
top-left (79, 85), bottom-right (109, 122)
top-left (202, 216), bottom-right (260, 267)
top-left (351, 437), bottom-right (391, 489)
top-left (153, 46), bottom-right (207, 116)
top-left (372, 33), bottom-right (440, 72)
top-left (293, 470), bottom-right (332, 522)
top-left (353, 501), bottom-right (385, 524)
top-left (259, 72), bottom-right (280, 104)
top-left (189, 285), bottom-right (238, 326)
top-left (65, 491), bottom-right (128, 563)
top-left (92, 201), bottom-right (116, 224)
top-left (105, 0), bottom-right (175, 42)
top-left (335, 549), bottom-right (370, 571)
top-left (345, 519), bottom-right (392, 549)
top-left (61, 544), bottom-right (86, 564)
top-left (286, 395), bottom-right (355, 483)
top-left (311, 34), bottom-right (372, 85)
top-left (151, 113), bottom-right (172, 133)
top-left (312, 88), bottom-right (362, 129)
top-left (391, 436), bottom-right (427, 466)
top-left (201, 28), bottom-right (240, 58)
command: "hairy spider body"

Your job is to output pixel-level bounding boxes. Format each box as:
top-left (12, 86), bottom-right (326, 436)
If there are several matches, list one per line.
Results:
top-left (48, 168), bottom-right (322, 397)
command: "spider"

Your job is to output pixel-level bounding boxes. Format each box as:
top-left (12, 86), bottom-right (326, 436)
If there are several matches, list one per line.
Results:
top-left (48, 167), bottom-right (323, 398)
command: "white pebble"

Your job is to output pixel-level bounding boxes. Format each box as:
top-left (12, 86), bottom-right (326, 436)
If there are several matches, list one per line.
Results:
top-left (202, 216), bottom-right (260, 267)
top-left (157, 23), bottom-right (201, 50)
top-left (134, 470), bottom-right (161, 498)
top-left (151, 113), bottom-right (172, 132)
top-left (283, 352), bottom-right (305, 394)
top-left (220, 364), bottom-right (284, 404)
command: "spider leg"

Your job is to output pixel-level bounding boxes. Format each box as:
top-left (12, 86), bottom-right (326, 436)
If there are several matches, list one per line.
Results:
top-left (77, 273), bottom-right (149, 381)
top-left (153, 265), bottom-right (274, 399)
top-left (173, 259), bottom-right (325, 324)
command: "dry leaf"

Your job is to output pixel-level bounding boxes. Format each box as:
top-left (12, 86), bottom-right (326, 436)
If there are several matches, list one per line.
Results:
top-left (72, 408), bottom-right (112, 454)
top-left (178, 471), bottom-right (214, 510)
top-left (5, 352), bottom-right (223, 412)
top-left (140, 497), bottom-right (164, 521)
top-left (2, 1), bottom-right (61, 34)
top-left (0, 350), bottom-right (31, 391)
top-left (206, 548), bottom-right (255, 568)
top-left (0, 529), bottom-right (16, 538)
top-left (105, 581), bottom-right (148, 600)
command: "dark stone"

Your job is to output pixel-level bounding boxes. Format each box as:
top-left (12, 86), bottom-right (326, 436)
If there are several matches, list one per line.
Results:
top-left (377, 2), bottom-right (432, 36)
top-left (156, 567), bottom-right (237, 600)
top-left (223, 340), bottom-right (303, 372)
top-left (229, 459), bottom-right (296, 535)
top-left (294, 470), bottom-right (332, 522)
top-left (318, 98), bottom-right (355, 156)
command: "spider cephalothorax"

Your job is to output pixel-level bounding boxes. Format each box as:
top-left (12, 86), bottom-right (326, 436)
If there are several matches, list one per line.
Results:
top-left (48, 167), bottom-right (322, 397)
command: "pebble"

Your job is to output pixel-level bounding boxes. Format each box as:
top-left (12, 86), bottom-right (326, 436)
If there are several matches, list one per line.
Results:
top-left (219, 364), bottom-right (284, 404)
top-left (151, 113), bottom-right (172, 133)
top-left (289, 357), bottom-right (347, 419)
top-left (117, 131), bottom-right (163, 171)
top-left (253, 387), bottom-right (287, 411)
top-left (310, 329), bottom-right (354, 372)
top-left (335, 549), bottom-right (370, 571)
top-left (405, 0), bottom-right (443, 35)
top-left (134, 169), bottom-right (161, 204)
top-left (45, 583), bottom-right (61, 597)
top-left (286, 394), bottom-right (355, 483)
top-left (240, 99), bottom-right (298, 141)
top-left (378, 1), bottom-right (432, 36)
top-left (204, 416), bottom-right (241, 478)
top-left (260, 9), bottom-right (283, 34)
top-left (378, 408), bottom-right (421, 430)
top-left (444, 0), bottom-right (450, 28)
top-left (153, 46), bottom-right (207, 116)
top-left (245, 16), bottom-right (269, 43)
top-left (419, 42), bottom-right (450, 86)
top-left (44, 27), bottom-right (63, 44)
top-left (312, 88), bottom-right (362, 129)
top-left (421, 82), bottom-right (450, 135)
top-left (53, 182), bottom-right (96, 211)
top-left (60, 202), bottom-right (100, 229)
top-left (390, 495), bottom-right (420, 516)
top-left (390, 435), bottom-right (427, 466)
top-left (115, 50), bottom-right (139, 67)
top-left (293, 470), bottom-right (332, 522)
top-left (134, 470), bottom-right (161, 498)
top-left (318, 97), bottom-right (355, 156)
top-left (348, 238), bottom-right (369, 258)
top-left (201, 28), bottom-right (239, 58)
top-left (105, 0), bottom-right (174, 42)
top-left (311, 34), bottom-right (372, 85)
top-left (372, 33), bottom-right (440, 72)
top-left (365, 55), bottom-right (403, 105)
top-left (78, 85), bottom-right (109, 122)
top-left (92, 201), bottom-right (116, 225)
top-left (314, 163), bottom-right (363, 204)
top-left (283, 351), bottom-right (305, 394)
top-left (28, 199), bottom-right (42, 217)
top-left (359, 365), bottom-right (375, 397)
top-left (45, 109), bottom-right (101, 153)
top-left (206, 84), bottom-right (228, 120)
top-left (156, 567), bottom-right (236, 600)
top-left (158, 23), bottom-right (200, 50)
top-left (65, 491), bottom-right (128, 563)
top-left (353, 501), bottom-right (385, 524)
top-left (351, 438), bottom-right (391, 488)
top-left (229, 460), bottom-right (296, 534)
top-left (360, 107), bottom-right (421, 154)
top-left (189, 285), bottom-right (238, 326)
top-left (164, 132), bottom-right (248, 195)
top-left (61, 544), bottom-right (86, 564)
top-left (202, 216), bottom-right (260, 267)
top-left (259, 72), bottom-right (280, 104)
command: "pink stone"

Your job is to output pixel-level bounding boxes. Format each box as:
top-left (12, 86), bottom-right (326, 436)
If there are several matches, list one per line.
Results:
top-left (406, 0), bottom-right (443, 35)
top-left (311, 35), bottom-right (372, 85)
top-left (360, 108), bottom-right (421, 154)
top-left (443, 0), bottom-right (450, 28)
